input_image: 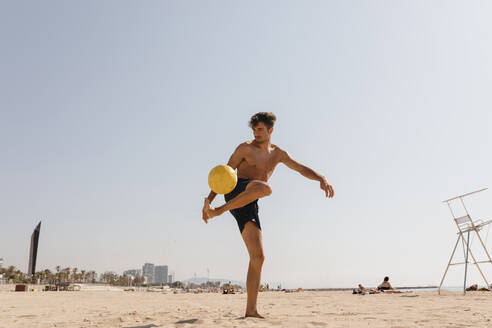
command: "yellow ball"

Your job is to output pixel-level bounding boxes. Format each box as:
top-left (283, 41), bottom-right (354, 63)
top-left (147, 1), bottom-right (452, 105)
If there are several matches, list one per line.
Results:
top-left (208, 164), bottom-right (237, 194)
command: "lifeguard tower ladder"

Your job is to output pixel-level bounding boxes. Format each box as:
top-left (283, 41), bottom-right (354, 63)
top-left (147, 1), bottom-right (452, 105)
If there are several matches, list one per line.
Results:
top-left (438, 188), bottom-right (492, 295)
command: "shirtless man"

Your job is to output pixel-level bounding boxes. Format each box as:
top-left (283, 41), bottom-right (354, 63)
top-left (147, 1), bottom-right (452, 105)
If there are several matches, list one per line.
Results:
top-left (377, 276), bottom-right (401, 293)
top-left (202, 112), bottom-right (334, 318)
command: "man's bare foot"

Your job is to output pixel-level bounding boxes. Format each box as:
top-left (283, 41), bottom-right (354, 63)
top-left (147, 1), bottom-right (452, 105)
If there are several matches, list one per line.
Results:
top-left (245, 311), bottom-right (264, 319)
top-left (203, 198), bottom-right (220, 221)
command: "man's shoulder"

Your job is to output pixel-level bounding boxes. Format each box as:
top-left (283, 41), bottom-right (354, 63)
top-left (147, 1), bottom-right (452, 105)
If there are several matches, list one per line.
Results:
top-left (237, 141), bottom-right (253, 148)
top-left (272, 144), bottom-right (288, 157)
top-left (234, 141), bottom-right (254, 153)
top-left (271, 144), bottom-right (284, 152)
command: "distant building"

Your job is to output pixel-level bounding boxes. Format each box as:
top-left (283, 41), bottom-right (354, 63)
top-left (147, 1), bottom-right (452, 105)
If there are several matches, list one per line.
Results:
top-left (142, 263), bottom-right (155, 284)
top-left (154, 265), bottom-right (168, 284)
top-left (0, 258), bottom-right (3, 269)
top-left (168, 274), bottom-right (174, 284)
top-left (123, 269), bottom-right (142, 278)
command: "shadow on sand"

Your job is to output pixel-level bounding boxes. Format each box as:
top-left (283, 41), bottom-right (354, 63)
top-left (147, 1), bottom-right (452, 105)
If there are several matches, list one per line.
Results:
top-left (234, 316), bottom-right (265, 320)
top-left (175, 318), bottom-right (200, 324)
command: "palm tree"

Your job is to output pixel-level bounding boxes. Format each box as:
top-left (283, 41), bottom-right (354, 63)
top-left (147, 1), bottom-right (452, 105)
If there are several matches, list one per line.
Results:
top-left (80, 270), bottom-right (86, 283)
top-left (7, 265), bottom-right (16, 279)
top-left (15, 268), bottom-right (27, 283)
top-left (33, 271), bottom-right (42, 284)
top-left (55, 266), bottom-right (61, 284)
top-left (44, 269), bottom-right (53, 284)
top-left (72, 268), bottom-right (78, 283)
top-left (134, 275), bottom-right (144, 286)
top-left (63, 267), bottom-right (70, 283)
top-left (172, 281), bottom-right (184, 289)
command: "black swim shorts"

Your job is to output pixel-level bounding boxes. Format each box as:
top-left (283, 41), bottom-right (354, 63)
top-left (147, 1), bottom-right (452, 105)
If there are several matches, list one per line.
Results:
top-left (224, 178), bottom-right (261, 233)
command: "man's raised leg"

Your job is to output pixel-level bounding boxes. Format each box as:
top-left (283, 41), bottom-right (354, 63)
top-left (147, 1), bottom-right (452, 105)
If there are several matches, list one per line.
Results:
top-left (204, 181), bottom-right (271, 219)
top-left (241, 221), bottom-right (265, 318)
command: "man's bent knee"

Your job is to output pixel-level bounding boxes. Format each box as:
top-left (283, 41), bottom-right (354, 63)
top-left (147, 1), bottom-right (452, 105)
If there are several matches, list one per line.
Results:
top-left (249, 182), bottom-right (272, 197)
top-left (261, 184), bottom-right (272, 197)
top-left (247, 181), bottom-right (272, 197)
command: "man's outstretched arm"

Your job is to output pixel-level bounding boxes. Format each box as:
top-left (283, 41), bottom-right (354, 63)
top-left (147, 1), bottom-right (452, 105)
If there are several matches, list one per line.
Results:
top-left (202, 144), bottom-right (246, 223)
top-left (280, 150), bottom-right (334, 198)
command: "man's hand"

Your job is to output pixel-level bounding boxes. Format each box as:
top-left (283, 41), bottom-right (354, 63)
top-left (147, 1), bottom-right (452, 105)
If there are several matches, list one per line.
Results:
top-left (202, 191), bottom-right (217, 224)
top-left (320, 178), bottom-right (334, 198)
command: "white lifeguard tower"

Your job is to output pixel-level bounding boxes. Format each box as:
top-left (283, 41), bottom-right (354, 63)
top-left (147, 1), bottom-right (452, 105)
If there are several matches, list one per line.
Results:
top-left (438, 188), bottom-right (492, 295)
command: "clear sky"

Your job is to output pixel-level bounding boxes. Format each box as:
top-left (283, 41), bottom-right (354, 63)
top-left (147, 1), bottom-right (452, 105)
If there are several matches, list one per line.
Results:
top-left (1, 1), bottom-right (492, 288)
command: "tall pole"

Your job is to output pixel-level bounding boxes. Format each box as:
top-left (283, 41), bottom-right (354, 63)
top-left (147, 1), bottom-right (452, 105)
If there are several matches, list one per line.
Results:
top-left (463, 230), bottom-right (470, 295)
top-left (28, 221), bottom-right (42, 282)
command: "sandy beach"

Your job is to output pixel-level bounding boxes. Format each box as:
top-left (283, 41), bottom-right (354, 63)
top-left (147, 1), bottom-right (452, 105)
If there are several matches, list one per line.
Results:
top-left (1, 289), bottom-right (492, 328)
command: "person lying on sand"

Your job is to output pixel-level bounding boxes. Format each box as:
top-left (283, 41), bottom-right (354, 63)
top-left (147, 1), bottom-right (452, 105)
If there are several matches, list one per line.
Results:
top-left (354, 284), bottom-right (380, 294)
top-left (466, 284), bottom-right (491, 291)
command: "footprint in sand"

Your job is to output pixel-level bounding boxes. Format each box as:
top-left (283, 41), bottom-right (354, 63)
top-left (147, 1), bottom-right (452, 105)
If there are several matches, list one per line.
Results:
top-left (18, 315), bottom-right (37, 319)
top-left (308, 322), bottom-right (327, 327)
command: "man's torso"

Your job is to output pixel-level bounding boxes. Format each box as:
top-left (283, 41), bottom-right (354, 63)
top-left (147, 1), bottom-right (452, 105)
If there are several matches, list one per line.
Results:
top-left (236, 141), bottom-right (283, 182)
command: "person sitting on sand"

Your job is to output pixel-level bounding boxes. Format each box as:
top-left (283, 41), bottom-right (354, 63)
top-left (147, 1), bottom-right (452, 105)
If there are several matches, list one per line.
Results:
top-left (377, 276), bottom-right (401, 293)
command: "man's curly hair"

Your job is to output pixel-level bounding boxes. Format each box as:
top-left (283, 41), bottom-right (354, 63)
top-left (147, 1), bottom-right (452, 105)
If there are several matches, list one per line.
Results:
top-left (249, 112), bottom-right (277, 129)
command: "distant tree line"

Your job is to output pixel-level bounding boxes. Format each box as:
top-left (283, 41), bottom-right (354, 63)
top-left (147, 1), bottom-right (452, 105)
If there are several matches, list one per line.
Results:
top-left (0, 265), bottom-right (187, 288)
top-left (0, 266), bottom-right (240, 290)
top-left (0, 265), bottom-right (97, 284)
top-left (185, 281), bottom-right (242, 290)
